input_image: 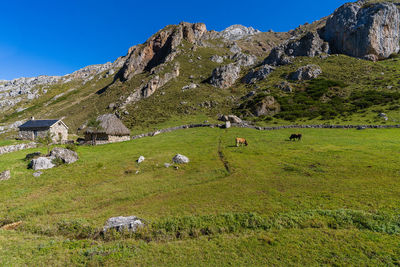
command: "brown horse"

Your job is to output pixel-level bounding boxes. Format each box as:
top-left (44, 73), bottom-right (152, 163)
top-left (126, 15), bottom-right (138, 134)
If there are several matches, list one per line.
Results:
top-left (289, 134), bottom-right (302, 141)
top-left (236, 138), bottom-right (248, 147)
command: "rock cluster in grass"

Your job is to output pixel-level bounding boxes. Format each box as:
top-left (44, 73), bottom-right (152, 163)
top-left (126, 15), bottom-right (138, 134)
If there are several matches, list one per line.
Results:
top-left (103, 216), bottom-right (144, 232)
top-left (252, 96), bottom-right (281, 117)
top-left (289, 65), bottom-right (322, 81)
top-left (28, 147), bottom-right (78, 171)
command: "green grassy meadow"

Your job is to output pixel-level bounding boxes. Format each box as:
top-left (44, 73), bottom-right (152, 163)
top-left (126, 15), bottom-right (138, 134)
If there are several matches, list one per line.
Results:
top-left (1, 127), bottom-right (400, 265)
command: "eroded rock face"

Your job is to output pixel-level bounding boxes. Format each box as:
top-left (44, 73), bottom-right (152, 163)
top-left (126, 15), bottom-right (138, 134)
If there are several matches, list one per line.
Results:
top-left (231, 52), bottom-right (258, 67)
top-left (253, 96), bottom-right (281, 116)
top-left (50, 147), bottom-right (78, 164)
top-left (120, 22), bottom-right (206, 80)
top-left (210, 64), bottom-right (241, 89)
top-left (324, 2), bottom-right (400, 60)
top-left (243, 65), bottom-right (275, 84)
top-left (289, 65), bottom-right (322, 81)
top-left (264, 32), bottom-right (329, 66)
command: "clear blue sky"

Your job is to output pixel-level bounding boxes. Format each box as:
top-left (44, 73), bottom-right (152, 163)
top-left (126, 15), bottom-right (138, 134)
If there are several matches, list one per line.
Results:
top-left (0, 0), bottom-right (348, 80)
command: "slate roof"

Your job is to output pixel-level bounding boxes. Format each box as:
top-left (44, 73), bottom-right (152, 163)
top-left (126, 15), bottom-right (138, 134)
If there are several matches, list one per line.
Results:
top-left (19, 120), bottom-right (62, 129)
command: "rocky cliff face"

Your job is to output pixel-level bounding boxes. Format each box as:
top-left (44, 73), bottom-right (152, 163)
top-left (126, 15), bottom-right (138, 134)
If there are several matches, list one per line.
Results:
top-left (119, 22), bottom-right (207, 81)
top-left (324, 2), bottom-right (400, 60)
top-left (264, 31), bottom-right (330, 66)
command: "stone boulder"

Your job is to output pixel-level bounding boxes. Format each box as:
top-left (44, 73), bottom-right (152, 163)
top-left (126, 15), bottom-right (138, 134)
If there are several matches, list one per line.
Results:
top-left (277, 81), bottom-right (293, 93)
top-left (324, 2), bottom-right (400, 60)
top-left (210, 55), bottom-right (224, 63)
top-left (137, 156), bottom-right (145, 164)
top-left (210, 64), bottom-right (241, 89)
top-left (30, 157), bottom-right (55, 170)
top-left (243, 65), bottom-right (275, 84)
top-left (264, 32), bottom-right (329, 66)
top-left (218, 114), bottom-right (242, 124)
top-left (172, 154), bottom-right (190, 164)
top-left (0, 170), bottom-right (11, 181)
top-left (253, 96), bottom-right (281, 116)
top-left (103, 216), bottom-right (144, 232)
top-left (289, 65), bottom-right (322, 81)
top-left (50, 147), bottom-right (78, 164)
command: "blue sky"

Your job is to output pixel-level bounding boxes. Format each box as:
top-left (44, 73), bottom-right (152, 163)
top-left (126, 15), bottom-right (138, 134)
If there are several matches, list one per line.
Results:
top-left (0, 0), bottom-right (348, 80)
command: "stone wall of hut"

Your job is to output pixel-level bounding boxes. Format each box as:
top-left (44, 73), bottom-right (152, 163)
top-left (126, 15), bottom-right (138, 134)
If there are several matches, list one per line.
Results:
top-left (49, 122), bottom-right (68, 142)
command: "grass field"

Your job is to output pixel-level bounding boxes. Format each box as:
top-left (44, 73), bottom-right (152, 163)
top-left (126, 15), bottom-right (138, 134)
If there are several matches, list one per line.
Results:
top-left (1, 127), bottom-right (400, 265)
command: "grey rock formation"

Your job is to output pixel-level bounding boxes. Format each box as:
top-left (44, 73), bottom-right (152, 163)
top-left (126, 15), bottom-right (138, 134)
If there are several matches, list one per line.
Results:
top-left (121, 63), bottom-right (180, 108)
top-left (0, 142), bottom-right (37, 155)
top-left (264, 32), bottom-right (329, 66)
top-left (231, 53), bottom-right (258, 67)
top-left (253, 96), bottom-right (281, 116)
top-left (172, 154), bottom-right (190, 164)
top-left (30, 157), bottom-right (55, 170)
top-left (0, 170), bottom-right (11, 181)
top-left (50, 147), bottom-right (78, 164)
top-left (182, 83), bottom-right (198, 91)
top-left (220, 25), bottom-right (261, 41)
top-left (225, 121), bottom-right (231, 129)
top-left (277, 81), bottom-right (293, 93)
top-left (210, 64), bottom-right (241, 89)
top-left (324, 2), bottom-right (400, 60)
top-left (103, 216), bottom-right (144, 232)
top-left (243, 65), bottom-right (275, 84)
top-left (120, 22), bottom-right (206, 80)
top-left (210, 55), bottom-right (224, 63)
top-left (289, 65), bottom-right (322, 81)
top-left (218, 114), bottom-right (242, 124)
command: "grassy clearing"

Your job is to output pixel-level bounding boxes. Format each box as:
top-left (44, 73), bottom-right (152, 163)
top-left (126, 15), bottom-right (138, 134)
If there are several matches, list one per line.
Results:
top-left (0, 127), bottom-right (400, 265)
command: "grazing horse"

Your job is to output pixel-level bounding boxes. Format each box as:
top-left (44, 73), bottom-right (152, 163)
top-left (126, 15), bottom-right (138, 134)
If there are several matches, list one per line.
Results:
top-left (289, 134), bottom-right (302, 141)
top-left (236, 137), bottom-right (248, 147)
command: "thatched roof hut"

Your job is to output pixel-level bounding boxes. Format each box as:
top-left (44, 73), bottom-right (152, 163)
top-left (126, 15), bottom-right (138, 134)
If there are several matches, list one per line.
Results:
top-left (84, 114), bottom-right (130, 144)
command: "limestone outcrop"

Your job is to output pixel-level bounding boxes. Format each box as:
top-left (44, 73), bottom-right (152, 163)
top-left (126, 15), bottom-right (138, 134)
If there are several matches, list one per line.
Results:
top-left (210, 64), bottom-right (241, 89)
top-left (324, 2), bottom-right (400, 60)
top-left (120, 22), bottom-right (206, 80)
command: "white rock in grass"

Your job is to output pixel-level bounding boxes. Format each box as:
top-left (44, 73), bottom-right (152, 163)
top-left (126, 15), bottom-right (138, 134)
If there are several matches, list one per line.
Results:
top-left (30, 157), bottom-right (55, 170)
top-left (0, 170), bottom-right (11, 181)
top-left (172, 154), bottom-right (190, 164)
top-left (137, 156), bottom-right (145, 164)
top-left (103, 216), bottom-right (144, 232)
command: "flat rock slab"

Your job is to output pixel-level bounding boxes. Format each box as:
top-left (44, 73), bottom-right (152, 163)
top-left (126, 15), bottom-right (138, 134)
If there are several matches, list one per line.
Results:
top-left (103, 216), bottom-right (144, 232)
top-left (30, 157), bottom-right (55, 170)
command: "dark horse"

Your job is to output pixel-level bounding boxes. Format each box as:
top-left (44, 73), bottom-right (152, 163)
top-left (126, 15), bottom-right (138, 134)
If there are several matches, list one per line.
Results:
top-left (289, 134), bottom-right (302, 141)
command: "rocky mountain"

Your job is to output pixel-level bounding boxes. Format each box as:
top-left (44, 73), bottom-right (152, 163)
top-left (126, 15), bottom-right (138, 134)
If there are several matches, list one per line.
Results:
top-left (1, 1), bottom-right (400, 136)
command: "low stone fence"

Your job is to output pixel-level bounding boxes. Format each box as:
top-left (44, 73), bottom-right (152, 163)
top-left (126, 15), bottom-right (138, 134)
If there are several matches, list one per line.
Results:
top-left (0, 142), bottom-right (37, 155)
top-left (131, 123), bottom-right (400, 140)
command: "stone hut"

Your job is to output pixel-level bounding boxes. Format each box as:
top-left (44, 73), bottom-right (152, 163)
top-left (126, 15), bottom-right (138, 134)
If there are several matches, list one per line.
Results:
top-left (84, 114), bottom-right (130, 144)
top-left (18, 118), bottom-right (68, 142)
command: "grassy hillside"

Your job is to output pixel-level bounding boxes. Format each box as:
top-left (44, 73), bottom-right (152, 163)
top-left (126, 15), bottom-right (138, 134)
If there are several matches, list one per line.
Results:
top-left (1, 127), bottom-right (400, 265)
